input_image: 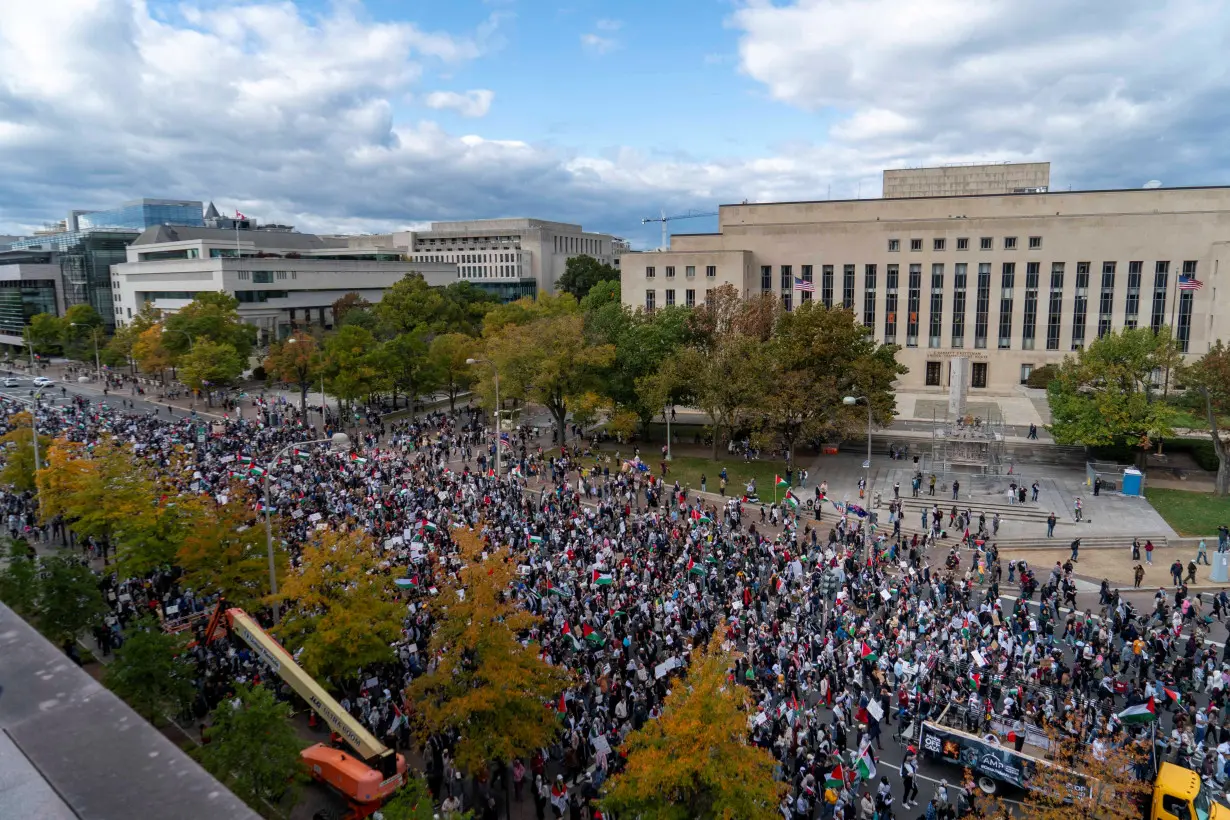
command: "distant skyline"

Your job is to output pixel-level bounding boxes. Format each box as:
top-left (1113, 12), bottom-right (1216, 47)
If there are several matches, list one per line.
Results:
top-left (2, 0), bottom-right (1228, 248)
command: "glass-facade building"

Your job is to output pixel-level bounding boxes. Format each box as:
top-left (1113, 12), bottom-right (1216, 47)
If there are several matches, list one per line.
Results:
top-left (76, 199), bottom-right (204, 231)
top-left (6, 230), bottom-right (138, 326)
top-left (0, 280), bottom-right (58, 335)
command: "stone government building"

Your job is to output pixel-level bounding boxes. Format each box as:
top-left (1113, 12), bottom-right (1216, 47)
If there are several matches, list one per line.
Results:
top-left (619, 163), bottom-right (1229, 394)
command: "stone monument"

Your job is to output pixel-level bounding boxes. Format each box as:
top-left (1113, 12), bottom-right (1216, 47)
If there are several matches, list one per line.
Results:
top-left (948, 358), bottom-right (969, 419)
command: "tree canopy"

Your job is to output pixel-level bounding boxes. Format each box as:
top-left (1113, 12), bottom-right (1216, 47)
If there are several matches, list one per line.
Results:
top-left (264, 331), bottom-right (323, 412)
top-left (1047, 326), bottom-right (1180, 457)
top-left (603, 629), bottom-right (785, 820)
top-left (1182, 339), bottom-right (1230, 495)
top-left (557, 254), bottom-right (619, 300)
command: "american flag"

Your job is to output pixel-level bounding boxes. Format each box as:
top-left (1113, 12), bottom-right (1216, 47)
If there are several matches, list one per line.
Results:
top-left (794, 276), bottom-right (815, 293)
top-left (1178, 275), bottom-right (1203, 291)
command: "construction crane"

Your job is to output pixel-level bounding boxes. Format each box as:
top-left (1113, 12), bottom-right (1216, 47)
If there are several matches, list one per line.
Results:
top-left (641, 209), bottom-right (719, 250)
top-left (201, 602), bottom-right (407, 819)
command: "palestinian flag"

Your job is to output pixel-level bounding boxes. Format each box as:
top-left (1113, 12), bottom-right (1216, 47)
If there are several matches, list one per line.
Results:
top-left (350, 453), bottom-right (368, 464)
top-left (593, 571), bottom-right (614, 586)
top-left (1117, 697), bottom-right (1158, 725)
top-left (860, 642), bottom-right (877, 662)
top-left (775, 474), bottom-right (790, 488)
top-left (825, 765), bottom-right (845, 790)
top-left (687, 559), bottom-right (705, 576)
top-left (486, 469), bottom-right (495, 478)
top-left (783, 492), bottom-right (799, 510)
top-left (239, 455), bottom-right (253, 465)
top-left (394, 576), bottom-right (419, 589)
top-left (698, 512), bottom-right (712, 523)
top-left (421, 522), bottom-right (438, 533)
top-left (1163, 687), bottom-right (1181, 705)
top-left (293, 449), bottom-right (310, 459)
top-left (558, 693), bottom-right (568, 714)
top-left (511, 466), bottom-right (523, 477)
top-left (546, 585), bottom-right (571, 599)
top-left (249, 466), bottom-right (266, 476)
top-left (968, 672), bottom-right (983, 690)
top-left (529, 535), bottom-right (544, 545)
top-left (585, 631), bottom-right (606, 646)
top-left (855, 749), bottom-right (876, 780)
top-left (562, 623), bottom-right (582, 650)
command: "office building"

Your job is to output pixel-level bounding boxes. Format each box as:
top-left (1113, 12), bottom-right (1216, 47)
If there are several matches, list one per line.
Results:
top-left (0, 250), bottom-right (67, 346)
top-left (404, 218), bottom-right (620, 298)
top-left (112, 226), bottom-right (455, 342)
top-left (620, 173), bottom-right (1230, 394)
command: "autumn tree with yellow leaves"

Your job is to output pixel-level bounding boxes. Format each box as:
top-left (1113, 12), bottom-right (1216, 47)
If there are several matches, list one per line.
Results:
top-left (0, 410), bottom-right (52, 491)
top-left (408, 527), bottom-right (574, 774)
top-left (177, 485), bottom-right (285, 612)
top-left (274, 528), bottom-right (403, 685)
top-left (602, 630), bottom-right (786, 820)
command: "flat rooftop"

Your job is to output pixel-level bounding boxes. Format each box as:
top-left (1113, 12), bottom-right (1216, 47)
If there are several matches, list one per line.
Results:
top-left (0, 602), bottom-right (259, 820)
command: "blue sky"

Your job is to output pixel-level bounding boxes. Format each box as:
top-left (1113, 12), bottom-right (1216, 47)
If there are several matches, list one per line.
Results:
top-left (2, 0), bottom-right (1229, 247)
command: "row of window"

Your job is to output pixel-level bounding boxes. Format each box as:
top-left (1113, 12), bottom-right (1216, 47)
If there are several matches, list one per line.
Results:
top-left (235, 270), bottom-right (296, 282)
top-left (644, 265), bottom-right (718, 279)
top-left (554, 235), bottom-right (604, 255)
top-left (888, 236), bottom-right (1043, 252)
top-left (644, 288), bottom-right (702, 310)
top-left (649, 259), bottom-right (1200, 354)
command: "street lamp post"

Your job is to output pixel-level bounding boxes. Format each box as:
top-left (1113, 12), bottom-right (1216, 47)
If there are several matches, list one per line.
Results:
top-left (30, 388), bottom-right (44, 498)
top-left (262, 433), bottom-right (351, 622)
top-left (70, 323), bottom-right (102, 383)
top-left (843, 395), bottom-right (873, 504)
top-left (22, 325), bottom-right (36, 372)
top-left (466, 358), bottom-right (500, 480)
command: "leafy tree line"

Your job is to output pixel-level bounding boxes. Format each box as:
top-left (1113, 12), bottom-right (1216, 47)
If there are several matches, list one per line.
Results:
top-left (1045, 326), bottom-right (1230, 495)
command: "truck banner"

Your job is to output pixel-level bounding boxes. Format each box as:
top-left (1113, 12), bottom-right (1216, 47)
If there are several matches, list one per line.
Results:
top-left (919, 722), bottom-right (1034, 788)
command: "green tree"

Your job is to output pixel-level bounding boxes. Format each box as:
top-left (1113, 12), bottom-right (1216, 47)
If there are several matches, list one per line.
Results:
top-left (59, 304), bottom-right (105, 364)
top-left (427, 333), bottom-right (477, 412)
top-left (590, 304), bottom-right (691, 433)
top-left (440, 281), bottom-right (498, 337)
top-left (1047, 326), bottom-right (1181, 462)
top-left (375, 328), bottom-right (438, 413)
top-left (663, 337), bottom-right (767, 460)
top-left (332, 292), bottom-right (372, 325)
top-left (375, 274), bottom-right (451, 338)
top-left (377, 774), bottom-right (470, 820)
top-left (164, 292), bottom-right (255, 361)
top-left (178, 338), bottom-right (246, 403)
top-left (483, 309), bottom-right (615, 444)
top-left (26, 312), bottom-right (64, 356)
top-left (1182, 340), bottom-right (1230, 495)
top-left (263, 331), bottom-right (322, 413)
top-left (557, 255), bottom-right (619, 300)
top-left (196, 684), bottom-right (307, 810)
top-left (106, 618), bottom-right (195, 723)
top-left (323, 325), bottom-right (382, 421)
top-left (409, 531), bottom-right (573, 774)
top-left (603, 630), bottom-right (785, 820)
top-left (0, 540), bottom-right (39, 618)
top-left (578, 279), bottom-right (620, 313)
top-left (761, 302), bottom-right (906, 460)
top-left (38, 554), bottom-right (107, 644)
top-left (0, 410), bottom-right (52, 491)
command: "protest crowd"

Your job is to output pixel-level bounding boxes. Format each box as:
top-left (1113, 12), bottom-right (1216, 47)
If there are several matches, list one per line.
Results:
top-left (4, 388), bottom-right (1230, 820)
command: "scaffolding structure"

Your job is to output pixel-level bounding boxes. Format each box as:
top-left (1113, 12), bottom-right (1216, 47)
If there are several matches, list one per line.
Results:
top-left (929, 412), bottom-right (1010, 476)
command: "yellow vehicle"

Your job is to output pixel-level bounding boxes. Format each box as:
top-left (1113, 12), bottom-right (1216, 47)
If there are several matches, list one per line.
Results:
top-left (1152, 762), bottom-right (1228, 820)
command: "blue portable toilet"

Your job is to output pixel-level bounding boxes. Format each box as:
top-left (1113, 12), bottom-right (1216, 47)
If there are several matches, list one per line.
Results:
top-left (1122, 468), bottom-right (1143, 497)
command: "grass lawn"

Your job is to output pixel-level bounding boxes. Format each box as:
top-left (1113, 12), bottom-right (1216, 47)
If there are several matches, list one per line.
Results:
top-left (593, 446), bottom-right (800, 498)
top-left (1146, 487), bottom-right (1230, 536)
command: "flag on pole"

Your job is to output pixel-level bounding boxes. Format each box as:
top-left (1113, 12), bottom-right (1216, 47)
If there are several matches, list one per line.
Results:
top-left (293, 449), bottom-right (310, 459)
top-left (350, 452), bottom-right (368, 464)
top-left (775, 475), bottom-right (790, 488)
top-left (235, 209), bottom-right (246, 219)
top-left (1178, 275), bottom-right (1204, 291)
top-left (593, 570), bottom-right (614, 586)
top-left (1117, 697), bottom-right (1157, 724)
top-left (249, 466), bottom-right (266, 476)
top-left (825, 765), bottom-right (845, 790)
top-left (783, 491), bottom-right (799, 510)
top-left (794, 276), bottom-right (816, 293)
top-left (529, 534), bottom-right (544, 545)
top-left (860, 642), bottom-right (877, 662)
top-left (421, 522), bottom-right (438, 533)
top-left (687, 558), bottom-right (705, 576)
top-left (239, 455), bottom-right (253, 465)
top-left (855, 748), bottom-right (876, 780)
top-left (1163, 687), bottom-right (1181, 705)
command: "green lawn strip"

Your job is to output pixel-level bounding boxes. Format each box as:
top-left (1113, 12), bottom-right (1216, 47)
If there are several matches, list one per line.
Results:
top-left (1145, 487), bottom-right (1230, 537)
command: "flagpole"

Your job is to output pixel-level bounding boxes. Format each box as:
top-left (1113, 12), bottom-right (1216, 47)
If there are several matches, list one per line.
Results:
top-left (1164, 268), bottom-right (1180, 399)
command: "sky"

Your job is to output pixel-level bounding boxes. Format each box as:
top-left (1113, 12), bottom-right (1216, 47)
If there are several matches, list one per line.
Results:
top-left (2, 0), bottom-right (1229, 248)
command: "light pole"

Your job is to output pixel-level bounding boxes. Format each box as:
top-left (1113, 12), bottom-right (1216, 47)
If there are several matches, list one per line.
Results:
top-left (30, 388), bottom-right (44, 498)
top-left (262, 433), bottom-right (351, 622)
top-left (843, 395), bottom-right (873, 505)
top-left (664, 404), bottom-right (673, 461)
top-left (22, 325), bottom-right (36, 372)
top-left (466, 357), bottom-right (500, 479)
top-left (70, 323), bottom-right (102, 382)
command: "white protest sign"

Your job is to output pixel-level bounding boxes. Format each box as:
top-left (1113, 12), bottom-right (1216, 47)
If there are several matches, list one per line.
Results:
top-left (866, 700), bottom-right (884, 722)
top-left (291, 509), bottom-right (304, 519)
top-left (308, 512), bottom-right (322, 523)
top-left (592, 734), bottom-right (611, 755)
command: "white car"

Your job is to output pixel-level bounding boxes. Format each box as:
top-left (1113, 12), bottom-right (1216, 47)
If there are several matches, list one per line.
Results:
top-left (2, 378), bottom-right (18, 388)
top-left (32, 376), bottom-right (54, 388)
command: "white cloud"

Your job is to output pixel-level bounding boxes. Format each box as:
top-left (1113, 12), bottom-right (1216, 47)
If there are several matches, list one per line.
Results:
top-left (424, 89), bottom-right (495, 117)
top-left (580, 32), bottom-right (618, 54)
top-left (731, 0), bottom-right (1230, 186)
